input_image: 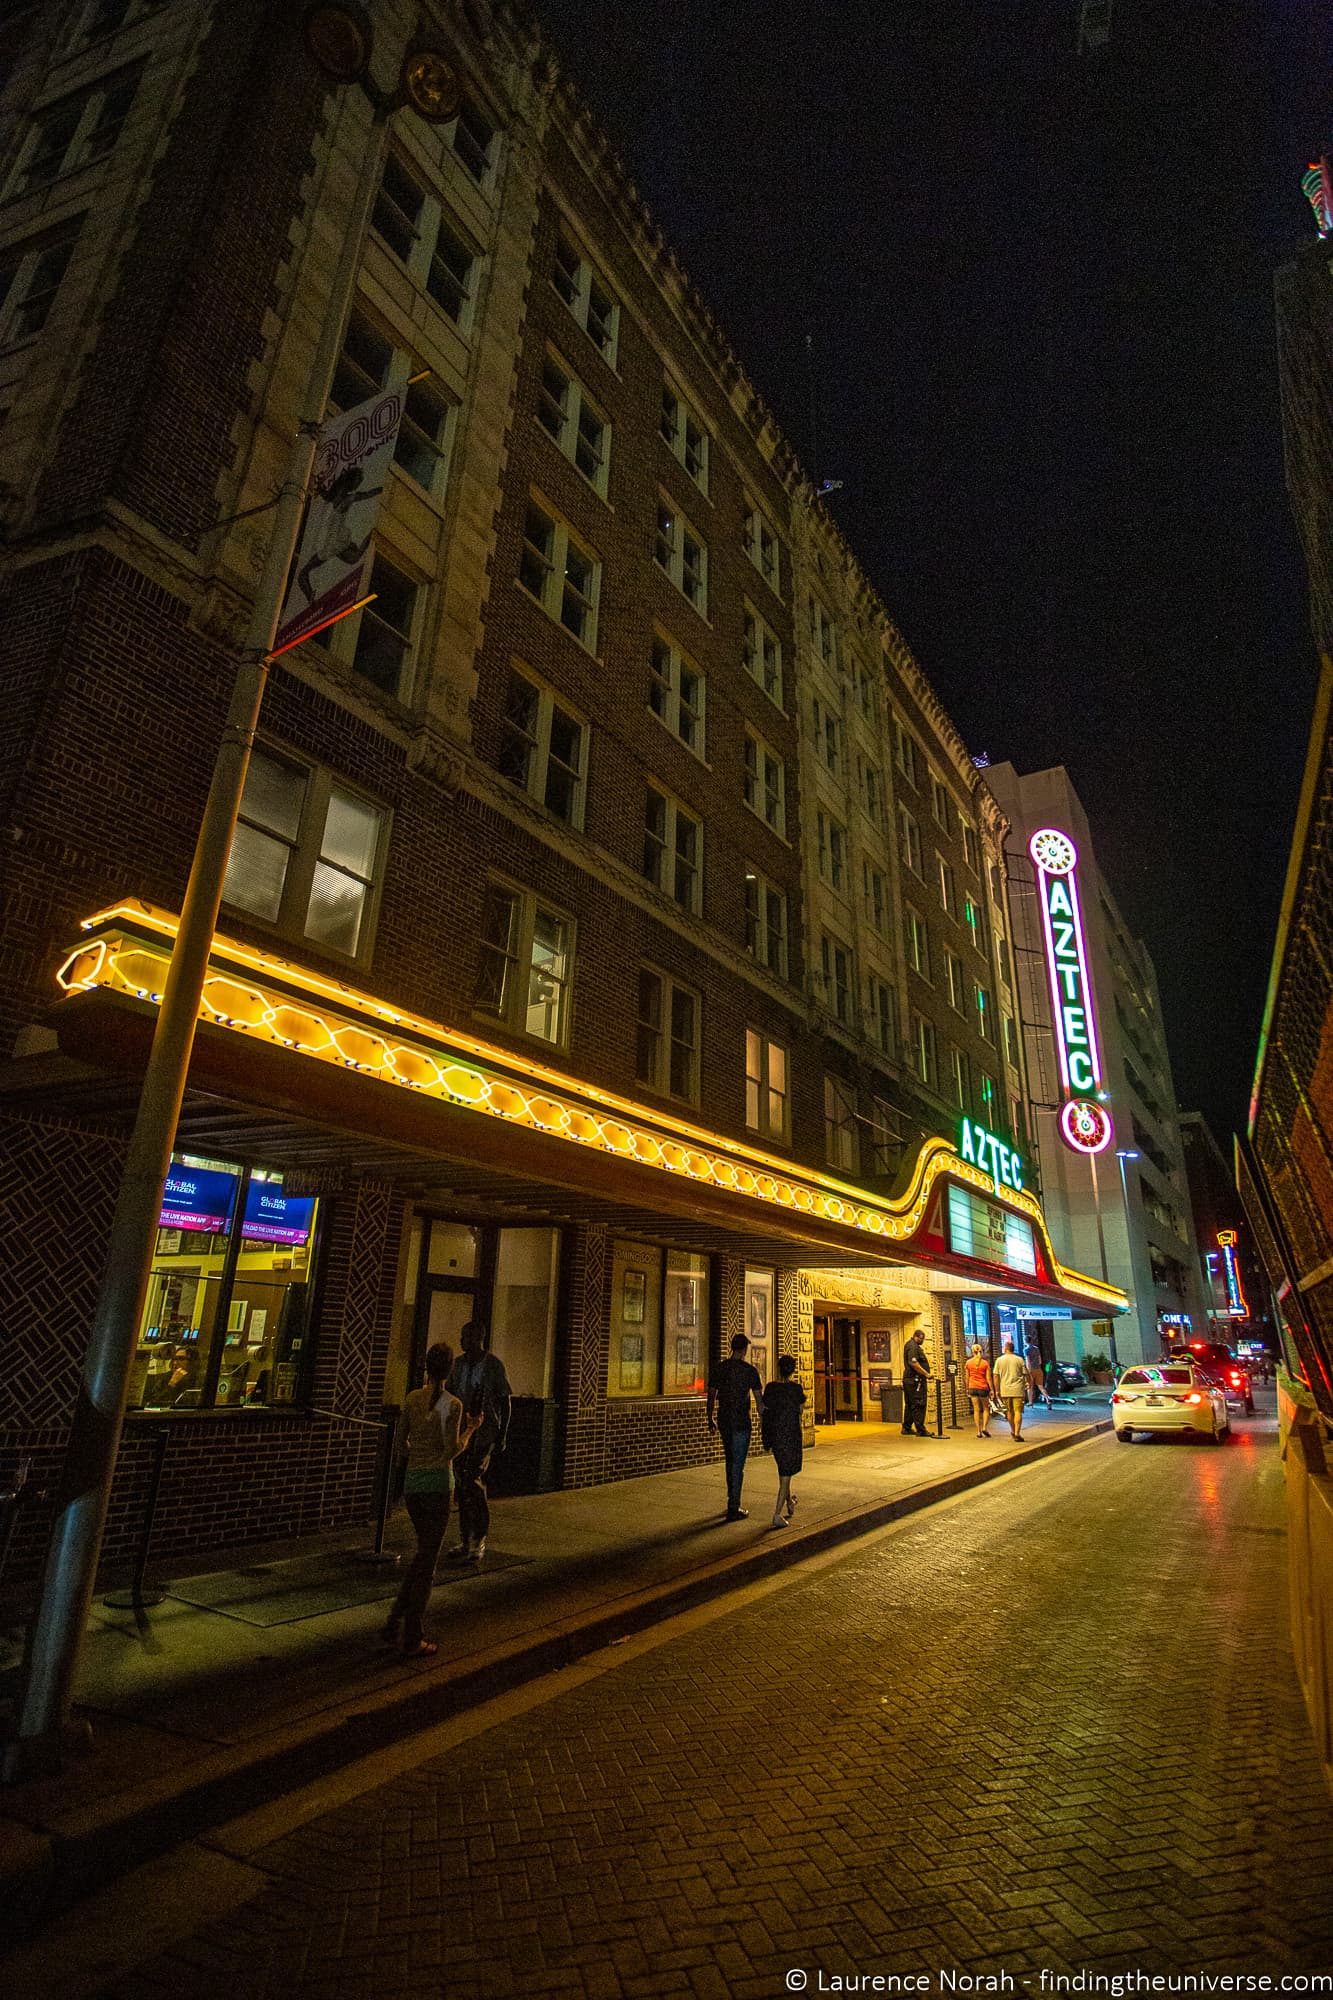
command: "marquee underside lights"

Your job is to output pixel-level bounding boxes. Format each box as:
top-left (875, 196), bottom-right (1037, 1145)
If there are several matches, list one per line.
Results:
top-left (53, 904), bottom-right (1126, 1315)
top-left (1028, 827), bottom-right (1113, 1156)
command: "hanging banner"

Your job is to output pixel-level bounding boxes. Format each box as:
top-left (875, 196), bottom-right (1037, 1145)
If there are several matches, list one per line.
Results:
top-left (273, 386), bottom-right (402, 656)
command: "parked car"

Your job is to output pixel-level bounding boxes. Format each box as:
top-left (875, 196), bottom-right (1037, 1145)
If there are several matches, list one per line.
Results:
top-left (1167, 1341), bottom-right (1255, 1413)
top-left (1112, 1362), bottom-right (1230, 1443)
top-left (1054, 1362), bottom-right (1085, 1390)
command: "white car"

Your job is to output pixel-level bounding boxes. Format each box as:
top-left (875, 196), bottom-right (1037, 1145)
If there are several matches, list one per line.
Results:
top-left (1112, 1362), bottom-right (1230, 1444)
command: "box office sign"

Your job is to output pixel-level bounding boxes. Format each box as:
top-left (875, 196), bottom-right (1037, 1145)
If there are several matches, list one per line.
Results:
top-left (273, 386), bottom-right (403, 656)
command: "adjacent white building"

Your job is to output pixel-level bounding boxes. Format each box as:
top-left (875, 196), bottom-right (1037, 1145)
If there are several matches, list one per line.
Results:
top-left (986, 763), bottom-right (1208, 1365)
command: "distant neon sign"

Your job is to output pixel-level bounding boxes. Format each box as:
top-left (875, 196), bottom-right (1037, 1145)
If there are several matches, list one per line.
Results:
top-left (1029, 827), bottom-right (1113, 1156)
top-left (1217, 1230), bottom-right (1248, 1317)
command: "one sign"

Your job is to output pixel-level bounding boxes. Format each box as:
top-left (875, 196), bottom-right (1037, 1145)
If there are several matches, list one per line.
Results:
top-left (158, 1164), bottom-right (238, 1235)
top-left (1029, 826), bottom-right (1113, 1155)
top-left (273, 386), bottom-right (403, 656)
top-left (1217, 1232), bottom-right (1248, 1317)
top-left (1014, 1304), bottom-right (1073, 1320)
top-left (947, 1184), bottom-right (1038, 1277)
top-left (242, 1185), bottom-right (316, 1246)
top-left (959, 1117), bottom-right (1024, 1192)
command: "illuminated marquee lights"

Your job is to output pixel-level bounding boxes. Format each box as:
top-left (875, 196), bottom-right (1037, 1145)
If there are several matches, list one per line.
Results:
top-left (1029, 828), bottom-right (1114, 1156)
top-left (1217, 1229), bottom-right (1248, 1318)
top-left (54, 904), bottom-right (1127, 1314)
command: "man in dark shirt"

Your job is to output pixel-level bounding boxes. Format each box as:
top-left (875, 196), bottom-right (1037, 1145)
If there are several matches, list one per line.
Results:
top-left (901, 1329), bottom-right (931, 1437)
top-left (707, 1332), bottom-right (764, 1520)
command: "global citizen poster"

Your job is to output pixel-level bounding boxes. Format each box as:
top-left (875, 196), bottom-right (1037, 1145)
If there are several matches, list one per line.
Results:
top-left (272, 385), bottom-right (403, 655)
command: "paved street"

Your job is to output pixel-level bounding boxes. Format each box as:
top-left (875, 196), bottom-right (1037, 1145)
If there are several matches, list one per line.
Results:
top-left (22, 1413), bottom-right (1333, 1996)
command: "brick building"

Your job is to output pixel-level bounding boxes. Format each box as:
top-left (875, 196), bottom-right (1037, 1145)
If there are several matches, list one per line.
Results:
top-left (0, 0), bottom-right (1121, 1589)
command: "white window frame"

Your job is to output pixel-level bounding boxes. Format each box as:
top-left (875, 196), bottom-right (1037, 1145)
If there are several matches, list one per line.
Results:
top-left (661, 376), bottom-right (710, 493)
top-left (325, 546), bottom-right (421, 701)
top-left (655, 494), bottom-right (708, 616)
top-left (635, 965), bottom-right (701, 1105)
top-left (821, 932), bottom-right (855, 1026)
top-left (976, 981), bottom-right (995, 1043)
top-left (899, 805), bottom-right (923, 878)
top-left (0, 222), bottom-right (79, 349)
top-left (474, 879), bottom-right (574, 1047)
top-left (744, 498), bottom-right (783, 595)
top-left (497, 664), bottom-right (588, 828)
top-left (221, 743), bottom-right (387, 966)
top-left (893, 715), bottom-right (919, 786)
top-left (518, 494), bottom-right (601, 653)
top-left (746, 1028), bottom-right (789, 1142)
top-left (6, 64), bottom-right (141, 196)
top-left (744, 866), bottom-right (788, 979)
top-left (863, 862), bottom-right (886, 934)
top-left (961, 821), bottom-right (981, 873)
top-left (854, 660), bottom-right (878, 723)
top-left (536, 347), bottom-right (611, 498)
top-left (867, 977), bottom-right (897, 1056)
top-left (643, 785), bottom-right (703, 915)
top-left (446, 96), bottom-right (497, 187)
top-left (818, 810), bottom-right (847, 893)
top-left (906, 907), bottom-right (931, 981)
top-left (809, 597), bottom-right (838, 672)
top-left (911, 1012), bottom-right (939, 1090)
top-left (824, 1074), bottom-right (859, 1172)
top-left (331, 309), bottom-right (456, 500)
top-left (930, 771), bottom-right (951, 827)
top-left (742, 602), bottom-right (784, 707)
top-left (861, 758), bottom-right (884, 825)
top-left (869, 1093), bottom-right (899, 1174)
top-left (812, 695), bottom-right (841, 776)
top-left (370, 152), bottom-right (481, 333)
top-left (552, 227), bottom-right (620, 366)
top-left (649, 630), bottom-right (706, 757)
top-left (944, 947), bottom-right (966, 1013)
top-left (948, 1044), bottom-right (970, 1110)
top-left (963, 892), bottom-right (983, 953)
top-left (744, 727), bottom-right (786, 836)
top-left (937, 852), bottom-right (957, 918)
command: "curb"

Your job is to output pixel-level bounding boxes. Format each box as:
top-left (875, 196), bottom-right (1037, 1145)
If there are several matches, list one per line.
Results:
top-left (0, 1416), bottom-right (1110, 1948)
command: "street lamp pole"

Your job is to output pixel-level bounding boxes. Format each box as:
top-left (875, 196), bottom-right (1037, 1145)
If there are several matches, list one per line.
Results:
top-left (5, 13), bottom-right (457, 1780)
top-left (1088, 1148), bottom-right (1117, 1372)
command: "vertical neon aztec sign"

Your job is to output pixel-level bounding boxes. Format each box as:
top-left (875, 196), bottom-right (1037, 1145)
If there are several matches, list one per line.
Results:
top-left (1028, 827), bottom-right (1113, 1155)
top-left (1217, 1230), bottom-right (1248, 1317)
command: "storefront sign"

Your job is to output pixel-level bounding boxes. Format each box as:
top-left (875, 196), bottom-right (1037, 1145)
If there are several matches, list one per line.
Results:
top-left (947, 1184), bottom-right (1038, 1277)
top-left (1028, 827), bottom-right (1113, 1155)
top-left (158, 1165), bottom-right (238, 1235)
top-left (958, 1117), bottom-right (1024, 1191)
top-left (242, 1185), bottom-right (316, 1246)
top-left (1014, 1304), bottom-right (1072, 1320)
top-left (273, 385), bottom-right (403, 656)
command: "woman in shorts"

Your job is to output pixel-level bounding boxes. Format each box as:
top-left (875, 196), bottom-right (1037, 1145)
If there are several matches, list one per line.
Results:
top-left (964, 1339), bottom-right (993, 1438)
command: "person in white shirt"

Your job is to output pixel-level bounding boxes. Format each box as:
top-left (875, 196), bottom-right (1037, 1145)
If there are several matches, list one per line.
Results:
top-left (991, 1340), bottom-right (1030, 1442)
top-left (383, 1344), bottom-right (479, 1657)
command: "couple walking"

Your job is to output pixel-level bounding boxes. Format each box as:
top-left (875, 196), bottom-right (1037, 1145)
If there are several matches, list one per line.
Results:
top-left (964, 1337), bottom-right (1031, 1441)
top-left (382, 1321), bottom-right (511, 1659)
top-left (707, 1333), bottom-right (804, 1527)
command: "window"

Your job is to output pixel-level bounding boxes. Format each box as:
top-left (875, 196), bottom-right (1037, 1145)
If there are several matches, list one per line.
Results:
top-left (519, 497), bottom-right (600, 649)
top-left (223, 746), bottom-right (385, 961)
top-left (962, 822), bottom-right (980, 872)
top-left (497, 667), bottom-right (586, 825)
top-left (944, 948), bottom-right (966, 1012)
top-left (448, 97), bottom-right (495, 184)
top-left (979, 1073), bottom-right (998, 1121)
top-left (997, 932), bottom-right (1012, 990)
top-left (963, 893), bottom-right (982, 951)
top-left (744, 868), bottom-right (788, 978)
top-left (643, 787), bottom-right (702, 913)
top-left (0, 222), bottom-right (78, 346)
top-left (746, 1029), bottom-right (789, 1140)
top-left (655, 496), bottom-right (708, 615)
top-left (867, 977), bottom-right (897, 1056)
top-left (824, 1075), bottom-right (859, 1172)
top-left (869, 1096), bottom-right (899, 1175)
top-left (905, 907), bottom-right (930, 981)
top-left (821, 933), bottom-right (854, 1025)
top-left (742, 603), bottom-right (783, 705)
top-left (9, 65), bottom-right (140, 193)
top-left (636, 967), bottom-right (700, 1103)
top-left (744, 729), bottom-right (786, 835)
top-left (817, 811), bottom-right (846, 892)
top-left (947, 1045), bottom-right (970, 1110)
top-left (893, 715), bottom-right (919, 786)
top-left (744, 500), bottom-right (782, 593)
top-left (930, 772), bottom-right (951, 827)
top-left (474, 883), bottom-right (572, 1044)
top-left (71, 0), bottom-right (161, 48)
top-left (854, 661), bottom-right (878, 723)
top-left (371, 155), bottom-right (479, 329)
top-left (938, 854), bottom-right (957, 918)
top-left (861, 759), bottom-right (884, 824)
top-left (649, 632), bottom-right (705, 754)
top-left (660, 378), bottom-right (709, 491)
top-left (351, 551), bottom-right (418, 697)
top-left (330, 311), bottom-right (454, 497)
top-left (911, 1013), bottom-right (939, 1090)
top-left (898, 806), bottom-right (923, 878)
top-left (809, 598), bottom-right (838, 671)
top-left (1004, 1014), bottom-right (1021, 1070)
top-left (975, 982), bottom-right (995, 1042)
top-left (536, 350), bottom-right (610, 496)
top-left (812, 696), bottom-right (841, 775)
top-left (132, 1152), bottom-right (322, 1414)
top-left (863, 863), bottom-right (886, 934)
top-left (552, 229), bottom-right (619, 364)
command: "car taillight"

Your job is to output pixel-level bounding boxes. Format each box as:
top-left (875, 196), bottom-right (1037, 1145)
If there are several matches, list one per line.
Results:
top-left (1111, 1391), bottom-right (1125, 1402)
top-left (1186, 1392), bottom-right (1204, 1405)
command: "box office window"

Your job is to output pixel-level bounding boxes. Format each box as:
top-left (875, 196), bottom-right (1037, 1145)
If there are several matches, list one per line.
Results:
top-left (608, 1240), bottom-right (710, 1399)
top-left (130, 1155), bottom-right (321, 1413)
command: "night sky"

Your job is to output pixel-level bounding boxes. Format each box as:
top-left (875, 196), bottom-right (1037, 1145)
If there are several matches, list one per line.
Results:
top-left (534, 0), bottom-right (1328, 1145)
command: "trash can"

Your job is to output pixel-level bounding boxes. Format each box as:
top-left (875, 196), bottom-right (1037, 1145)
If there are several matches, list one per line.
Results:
top-left (878, 1382), bottom-right (903, 1425)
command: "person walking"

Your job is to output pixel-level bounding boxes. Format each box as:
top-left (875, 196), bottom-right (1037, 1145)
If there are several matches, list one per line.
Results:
top-left (445, 1320), bottom-right (511, 1567)
top-left (992, 1339), bottom-right (1030, 1441)
top-left (901, 1327), bottom-right (931, 1436)
top-left (761, 1354), bottom-right (806, 1527)
top-left (964, 1339), bottom-right (993, 1437)
top-left (383, 1344), bottom-right (479, 1659)
top-left (707, 1332), bottom-right (764, 1520)
top-left (1025, 1336), bottom-right (1050, 1409)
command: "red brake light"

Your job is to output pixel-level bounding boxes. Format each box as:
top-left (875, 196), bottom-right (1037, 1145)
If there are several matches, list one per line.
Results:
top-left (1111, 1391), bottom-right (1124, 1402)
top-left (1186, 1392), bottom-right (1204, 1405)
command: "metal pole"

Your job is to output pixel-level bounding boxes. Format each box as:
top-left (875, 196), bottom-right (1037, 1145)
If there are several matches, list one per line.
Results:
top-left (949, 1376), bottom-right (958, 1429)
top-left (934, 1379), bottom-right (944, 1436)
top-left (103, 1426), bottom-right (169, 1614)
top-left (1089, 1150), bottom-right (1117, 1373)
top-left (5, 101), bottom-right (391, 1782)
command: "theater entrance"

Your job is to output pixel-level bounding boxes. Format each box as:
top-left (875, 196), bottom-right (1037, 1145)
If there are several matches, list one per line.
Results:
top-left (813, 1313), bottom-right (864, 1423)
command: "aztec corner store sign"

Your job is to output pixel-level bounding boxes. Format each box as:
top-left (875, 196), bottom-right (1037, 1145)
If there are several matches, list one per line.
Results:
top-left (1028, 827), bottom-right (1113, 1156)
